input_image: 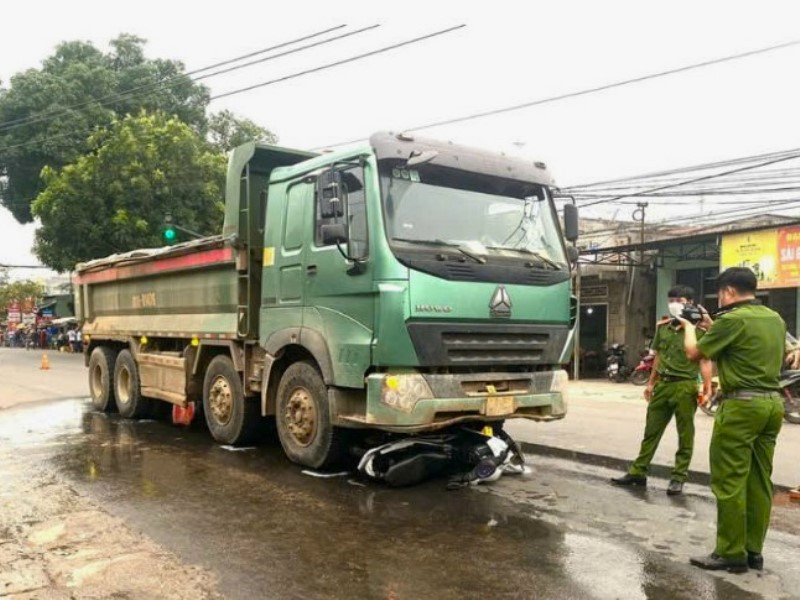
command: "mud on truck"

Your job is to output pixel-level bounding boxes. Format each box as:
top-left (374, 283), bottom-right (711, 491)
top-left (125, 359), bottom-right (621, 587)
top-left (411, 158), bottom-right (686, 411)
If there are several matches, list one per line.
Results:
top-left (74, 132), bottom-right (579, 470)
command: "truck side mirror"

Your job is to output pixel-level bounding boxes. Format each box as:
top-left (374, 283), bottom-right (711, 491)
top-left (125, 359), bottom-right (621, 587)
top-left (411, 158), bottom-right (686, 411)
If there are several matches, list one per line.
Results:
top-left (563, 203), bottom-right (579, 243)
top-left (321, 223), bottom-right (348, 245)
top-left (319, 170), bottom-right (346, 220)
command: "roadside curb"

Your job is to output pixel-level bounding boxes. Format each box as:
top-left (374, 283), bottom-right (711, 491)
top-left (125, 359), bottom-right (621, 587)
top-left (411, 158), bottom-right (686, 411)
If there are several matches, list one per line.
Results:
top-left (518, 440), bottom-right (792, 493)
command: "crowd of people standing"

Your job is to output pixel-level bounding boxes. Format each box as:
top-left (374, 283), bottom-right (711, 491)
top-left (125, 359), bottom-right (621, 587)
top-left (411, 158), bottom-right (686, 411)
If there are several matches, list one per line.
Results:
top-left (0, 324), bottom-right (82, 352)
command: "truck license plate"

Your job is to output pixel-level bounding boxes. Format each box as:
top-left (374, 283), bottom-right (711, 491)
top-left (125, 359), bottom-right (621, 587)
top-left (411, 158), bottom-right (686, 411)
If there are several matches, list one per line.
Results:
top-left (485, 396), bottom-right (515, 416)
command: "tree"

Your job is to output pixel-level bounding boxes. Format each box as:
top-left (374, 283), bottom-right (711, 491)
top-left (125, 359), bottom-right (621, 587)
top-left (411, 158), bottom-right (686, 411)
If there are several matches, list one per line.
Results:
top-left (207, 109), bottom-right (278, 152)
top-left (0, 280), bottom-right (44, 317)
top-left (31, 112), bottom-right (226, 272)
top-left (0, 34), bottom-right (210, 223)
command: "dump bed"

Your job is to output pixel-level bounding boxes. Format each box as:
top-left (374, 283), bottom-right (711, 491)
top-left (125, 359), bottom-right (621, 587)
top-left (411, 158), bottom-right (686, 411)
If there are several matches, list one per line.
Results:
top-left (74, 236), bottom-right (243, 341)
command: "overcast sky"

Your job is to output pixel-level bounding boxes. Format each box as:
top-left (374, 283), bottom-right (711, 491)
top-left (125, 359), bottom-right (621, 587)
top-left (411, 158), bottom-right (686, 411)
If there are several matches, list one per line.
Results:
top-left (3, 0), bottom-right (800, 273)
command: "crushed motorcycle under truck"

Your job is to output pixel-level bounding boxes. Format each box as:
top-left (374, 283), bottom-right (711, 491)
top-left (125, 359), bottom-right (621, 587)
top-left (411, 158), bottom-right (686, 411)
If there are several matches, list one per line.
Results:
top-left (74, 132), bottom-right (579, 470)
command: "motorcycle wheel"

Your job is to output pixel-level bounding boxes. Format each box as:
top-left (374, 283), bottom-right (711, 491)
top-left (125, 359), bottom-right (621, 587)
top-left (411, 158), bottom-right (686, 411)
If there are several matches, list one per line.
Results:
top-left (700, 391), bottom-right (722, 417)
top-left (783, 388), bottom-right (800, 424)
top-left (630, 370), bottom-right (650, 386)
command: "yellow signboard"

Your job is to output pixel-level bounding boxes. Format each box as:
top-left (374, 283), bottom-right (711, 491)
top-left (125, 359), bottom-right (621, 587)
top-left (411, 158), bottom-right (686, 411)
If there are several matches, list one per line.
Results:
top-left (721, 227), bottom-right (800, 289)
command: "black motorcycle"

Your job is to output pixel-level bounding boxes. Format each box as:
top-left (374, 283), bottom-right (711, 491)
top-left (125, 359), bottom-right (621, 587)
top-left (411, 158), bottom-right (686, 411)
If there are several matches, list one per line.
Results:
top-left (700, 370), bottom-right (800, 424)
top-left (606, 343), bottom-right (631, 383)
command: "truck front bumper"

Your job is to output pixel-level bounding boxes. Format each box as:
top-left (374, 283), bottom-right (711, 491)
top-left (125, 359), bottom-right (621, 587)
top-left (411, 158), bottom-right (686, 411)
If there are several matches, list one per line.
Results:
top-left (336, 370), bottom-right (568, 432)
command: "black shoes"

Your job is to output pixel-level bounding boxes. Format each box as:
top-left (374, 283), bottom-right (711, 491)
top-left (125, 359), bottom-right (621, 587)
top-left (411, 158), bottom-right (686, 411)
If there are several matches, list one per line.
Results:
top-left (689, 553), bottom-right (748, 573)
top-left (610, 473), bottom-right (647, 487)
top-left (611, 475), bottom-right (687, 495)
top-left (666, 480), bottom-right (684, 495)
top-left (747, 552), bottom-right (764, 571)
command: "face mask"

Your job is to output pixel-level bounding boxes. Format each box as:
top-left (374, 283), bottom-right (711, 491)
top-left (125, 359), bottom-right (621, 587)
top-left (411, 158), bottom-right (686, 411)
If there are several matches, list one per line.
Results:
top-left (668, 302), bottom-right (684, 318)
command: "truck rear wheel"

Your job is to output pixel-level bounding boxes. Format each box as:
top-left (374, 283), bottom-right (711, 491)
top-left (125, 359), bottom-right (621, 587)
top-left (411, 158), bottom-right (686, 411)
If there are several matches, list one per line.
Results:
top-left (114, 350), bottom-right (151, 419)
top-left (88, 346), bottom-right (117, 412)
top-left (276, 361), bottom-right (345, 469)
top-left (202, 355), bottom-right (259, 445)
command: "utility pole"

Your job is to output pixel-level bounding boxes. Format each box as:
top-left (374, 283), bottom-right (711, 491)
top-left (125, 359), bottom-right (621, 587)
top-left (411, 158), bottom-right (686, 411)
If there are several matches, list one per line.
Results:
top-left (571, 196), bottom-right (581, 381)
top-left (628, 202), bottom-right (648, 306)
top-left (635, 201), bottom-right (648, 266)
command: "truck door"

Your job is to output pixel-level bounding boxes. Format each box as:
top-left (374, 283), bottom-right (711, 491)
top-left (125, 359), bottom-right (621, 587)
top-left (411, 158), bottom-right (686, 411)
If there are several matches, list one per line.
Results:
top-left (302, 162), bottom-right (375, 389)
top-left (271, 181), bottom-right (311, 322)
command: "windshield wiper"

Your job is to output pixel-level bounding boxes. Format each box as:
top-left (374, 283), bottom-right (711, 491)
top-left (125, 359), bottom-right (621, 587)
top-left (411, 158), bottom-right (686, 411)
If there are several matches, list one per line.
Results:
top-left (392, 238), bottom-right (486, 264)
top-left (487, 246), bottom-right (561, 270)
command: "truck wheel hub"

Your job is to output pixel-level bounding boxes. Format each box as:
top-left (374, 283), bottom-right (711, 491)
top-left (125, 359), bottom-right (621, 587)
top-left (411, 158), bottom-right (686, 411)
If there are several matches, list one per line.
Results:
top-left (91, 364), bottom-right (104, 398)
top-left (285, 387), bottom-right (316, 446)
top-left (209, 376), bottom-right (233, 425)
top-left (116, 366), bottom-right (131, 405)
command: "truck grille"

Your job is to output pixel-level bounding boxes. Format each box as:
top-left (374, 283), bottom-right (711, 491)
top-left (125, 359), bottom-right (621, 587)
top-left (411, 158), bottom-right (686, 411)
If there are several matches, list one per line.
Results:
top-left (407, 322), bottom-right (569, 367)
top-left (442, 331), bottom-right (549, 363)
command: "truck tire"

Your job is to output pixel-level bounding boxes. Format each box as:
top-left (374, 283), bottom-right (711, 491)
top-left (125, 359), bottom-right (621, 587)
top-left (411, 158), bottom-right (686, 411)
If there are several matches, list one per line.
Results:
top-left (88, 346), bottom-right (117, 412)
top-left (275, 360), bottom-right (346, 469)
top-left (203, 355), bottom-right (259, 445)
top-left (114, 350), bottom-right (151, 419)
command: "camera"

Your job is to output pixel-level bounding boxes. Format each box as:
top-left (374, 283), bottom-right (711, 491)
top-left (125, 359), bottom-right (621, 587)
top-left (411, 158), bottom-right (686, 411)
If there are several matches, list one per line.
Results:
top-left (679, 304), bottom-right (703, 325)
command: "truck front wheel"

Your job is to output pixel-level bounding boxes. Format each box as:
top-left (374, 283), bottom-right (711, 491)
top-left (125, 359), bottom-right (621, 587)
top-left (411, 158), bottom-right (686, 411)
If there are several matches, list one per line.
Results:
top-left (276, 361), bottom-right (345, 469)
top-left (114, 350), bottom-right (151, 419)
top-left (88, 346), bottom-right (117, 412)
top-left (202, 355), bottom-right (259, 445)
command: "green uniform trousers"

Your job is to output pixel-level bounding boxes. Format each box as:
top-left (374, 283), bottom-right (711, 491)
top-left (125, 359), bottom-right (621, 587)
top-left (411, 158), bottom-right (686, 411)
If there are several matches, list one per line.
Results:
top-left (710, 395), bottom-right (783, 560)
top-left (629, 379), bottom-right (698, 482)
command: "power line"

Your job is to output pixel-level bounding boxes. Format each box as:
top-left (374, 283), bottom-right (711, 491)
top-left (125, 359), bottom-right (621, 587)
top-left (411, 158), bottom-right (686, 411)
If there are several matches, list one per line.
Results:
top-left (209, 25), bottom-right (466, 101)
top-left (575, 152), bottom-right (800, 208)
top-left (1, 26), bottom-right (463, 155)
top-left (313, 37), bottom-right (800, 150)
top-left (565, 149), bottom-right (800, 190)
top-left (582, 197), bottom-right (800, 239)
top-left (568, 167), bottom-right (800, 192)
top-left (0, 25), bottom-right (375, 135)
top-left (0, 264), bottom-right (51, 269)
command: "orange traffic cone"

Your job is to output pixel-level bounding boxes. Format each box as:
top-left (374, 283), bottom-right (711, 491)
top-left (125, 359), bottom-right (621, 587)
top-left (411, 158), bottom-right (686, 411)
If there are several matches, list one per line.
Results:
top-left (40, 353), bottom-right (50, 370)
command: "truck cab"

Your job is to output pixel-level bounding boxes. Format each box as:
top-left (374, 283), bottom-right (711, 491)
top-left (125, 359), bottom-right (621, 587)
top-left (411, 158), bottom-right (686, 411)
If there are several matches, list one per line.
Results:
top-left (246, 132), bottom-right (577, 466)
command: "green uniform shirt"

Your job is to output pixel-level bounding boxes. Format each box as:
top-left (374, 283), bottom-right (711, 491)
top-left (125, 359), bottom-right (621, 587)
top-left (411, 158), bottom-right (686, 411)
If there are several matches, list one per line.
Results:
top-left (696, 301), bottom-right (785, 393)
top-left (652, 321), bottom-right (703, 380)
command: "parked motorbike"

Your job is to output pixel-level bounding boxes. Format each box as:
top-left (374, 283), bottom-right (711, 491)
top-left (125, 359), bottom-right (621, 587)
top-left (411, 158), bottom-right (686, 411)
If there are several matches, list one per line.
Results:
top-left (700, 371), bottom-right (800, 424)
top-left (630, 350), bottom-right (655, 386)
top-left (606, 343), bottom-right (631, 383)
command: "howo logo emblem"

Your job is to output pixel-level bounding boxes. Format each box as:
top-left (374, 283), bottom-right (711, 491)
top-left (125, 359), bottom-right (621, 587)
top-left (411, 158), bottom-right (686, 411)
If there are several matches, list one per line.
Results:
top-left (489, 285), bottom-right (512, 318)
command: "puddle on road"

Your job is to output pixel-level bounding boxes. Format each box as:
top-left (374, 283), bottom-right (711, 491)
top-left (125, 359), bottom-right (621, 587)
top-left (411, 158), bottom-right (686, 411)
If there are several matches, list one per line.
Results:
top-left (0, 399), bottom-right (779, 600)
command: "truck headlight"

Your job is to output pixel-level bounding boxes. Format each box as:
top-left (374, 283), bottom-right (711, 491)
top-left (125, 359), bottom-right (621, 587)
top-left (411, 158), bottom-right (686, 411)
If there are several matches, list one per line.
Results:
top-left (549, 369), bottom-right (569, 406)
top-left (381, 373), bottom-right (433, 413)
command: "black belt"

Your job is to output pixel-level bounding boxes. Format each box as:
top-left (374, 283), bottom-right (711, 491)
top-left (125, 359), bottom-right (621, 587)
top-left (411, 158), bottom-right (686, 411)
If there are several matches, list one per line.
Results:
top-left (657, 374), bottom-right (695, 383)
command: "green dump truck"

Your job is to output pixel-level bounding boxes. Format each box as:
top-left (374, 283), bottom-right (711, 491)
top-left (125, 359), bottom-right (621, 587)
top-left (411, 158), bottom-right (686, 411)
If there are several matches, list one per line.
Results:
top-left (75, 132), bottom-right (579, 468)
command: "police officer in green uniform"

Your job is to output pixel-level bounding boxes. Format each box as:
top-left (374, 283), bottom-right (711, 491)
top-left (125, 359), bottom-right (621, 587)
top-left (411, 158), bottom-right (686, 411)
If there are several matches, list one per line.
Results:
top-left (679, 267), bottom-right (785, 573)
top-left (611, 285), bottom-right (712, 495)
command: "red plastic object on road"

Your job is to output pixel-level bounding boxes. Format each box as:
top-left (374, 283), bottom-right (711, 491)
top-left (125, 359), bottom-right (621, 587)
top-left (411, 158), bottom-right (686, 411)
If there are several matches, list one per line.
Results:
top-left (172, 402), bottom-right (196, 426)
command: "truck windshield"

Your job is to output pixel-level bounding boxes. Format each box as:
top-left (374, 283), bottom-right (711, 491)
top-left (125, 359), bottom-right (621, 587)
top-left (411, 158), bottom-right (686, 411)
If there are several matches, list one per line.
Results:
top-left (380, 162), bottom-right (567, 267)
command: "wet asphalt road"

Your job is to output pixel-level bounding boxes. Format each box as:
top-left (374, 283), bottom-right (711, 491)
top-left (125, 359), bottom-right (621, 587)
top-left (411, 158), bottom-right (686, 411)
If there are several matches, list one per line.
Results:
top-left (2, 398), bottom-right (800, 600)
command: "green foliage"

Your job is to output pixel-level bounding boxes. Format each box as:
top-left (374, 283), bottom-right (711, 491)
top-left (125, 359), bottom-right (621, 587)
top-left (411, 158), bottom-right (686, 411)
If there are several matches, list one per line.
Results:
top-left (32, 112), bottom-right (226, 272)
top-left (208, 109), bottom-right (278, 152)
top-left (0, 34), bottom-right (210, 223)
top-left (0, 280), bottom-right (44, 315)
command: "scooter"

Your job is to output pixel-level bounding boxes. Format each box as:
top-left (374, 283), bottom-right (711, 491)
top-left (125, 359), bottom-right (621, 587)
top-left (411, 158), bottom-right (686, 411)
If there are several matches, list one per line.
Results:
top-left (606, 343), bottom-right (631, 383)
top-left (700, 372), bottom-right (800, 424)
top-left (630, 350), bottom-right (655, 386)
